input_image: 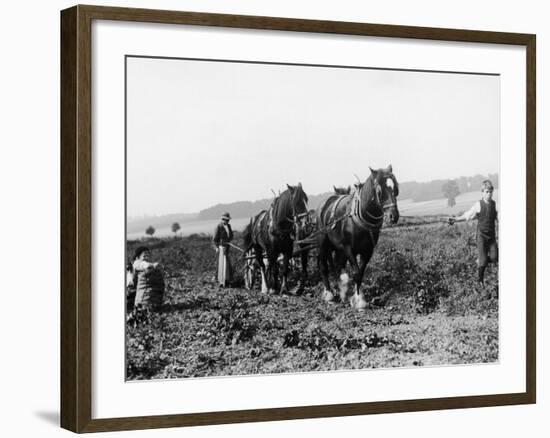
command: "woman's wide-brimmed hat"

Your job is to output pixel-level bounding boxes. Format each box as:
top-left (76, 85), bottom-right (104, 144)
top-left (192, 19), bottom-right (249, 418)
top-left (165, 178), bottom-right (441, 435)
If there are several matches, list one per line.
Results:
top-left (221, 212), bottom-right (231, 220)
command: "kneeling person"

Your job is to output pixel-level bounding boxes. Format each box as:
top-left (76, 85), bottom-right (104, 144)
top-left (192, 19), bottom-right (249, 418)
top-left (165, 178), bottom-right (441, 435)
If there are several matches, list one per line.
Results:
top-left (132, 246), bottom-right (165, 311)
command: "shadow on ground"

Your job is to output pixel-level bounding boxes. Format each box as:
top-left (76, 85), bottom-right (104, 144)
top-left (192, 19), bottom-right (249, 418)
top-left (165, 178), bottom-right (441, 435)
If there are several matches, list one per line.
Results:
top-left (34, 411), bottom-right (59, 427)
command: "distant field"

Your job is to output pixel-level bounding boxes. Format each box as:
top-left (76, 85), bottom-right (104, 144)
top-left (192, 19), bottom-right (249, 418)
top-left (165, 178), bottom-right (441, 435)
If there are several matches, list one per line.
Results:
top-left (399, 189), bottom-right (499, 217)
top-left (126, 190), bottom-right (499, 239)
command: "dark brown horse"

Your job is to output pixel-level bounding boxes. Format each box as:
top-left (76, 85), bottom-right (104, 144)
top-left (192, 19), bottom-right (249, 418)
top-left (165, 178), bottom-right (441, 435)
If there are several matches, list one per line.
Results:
top-left (316, 165), bottom-right (399, 310)
top-left (296, 187), bottom-right (350, 279)
top-left (243, 184), bottom-right (309, 294)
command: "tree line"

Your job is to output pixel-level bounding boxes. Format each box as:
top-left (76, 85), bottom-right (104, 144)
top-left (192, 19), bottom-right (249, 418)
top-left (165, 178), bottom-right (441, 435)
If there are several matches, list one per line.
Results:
top-left (137, 173), bottom-right (499, 235)
top-left (197, 173), bottom-right (499, 220)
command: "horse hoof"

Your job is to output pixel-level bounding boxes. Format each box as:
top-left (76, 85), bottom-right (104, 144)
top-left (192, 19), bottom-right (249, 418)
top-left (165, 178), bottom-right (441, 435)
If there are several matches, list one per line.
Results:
top-left (339, 273), bottom-right (350, 284)
top-left (350, 294), bottom-right (368, 311)
top-left (322, 289), bottom-right (336, 302)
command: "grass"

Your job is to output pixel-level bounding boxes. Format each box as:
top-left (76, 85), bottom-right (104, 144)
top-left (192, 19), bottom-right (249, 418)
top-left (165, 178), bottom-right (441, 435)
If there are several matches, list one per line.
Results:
top-left (126, 220), bottom-right (498, 380)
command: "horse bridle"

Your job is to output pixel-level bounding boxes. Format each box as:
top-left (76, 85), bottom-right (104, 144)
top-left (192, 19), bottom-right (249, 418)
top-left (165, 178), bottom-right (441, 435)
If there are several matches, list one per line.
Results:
top-left (373, 176), bottom-right (398, 210)
top-left (355, 176), bottom-right (397, 229)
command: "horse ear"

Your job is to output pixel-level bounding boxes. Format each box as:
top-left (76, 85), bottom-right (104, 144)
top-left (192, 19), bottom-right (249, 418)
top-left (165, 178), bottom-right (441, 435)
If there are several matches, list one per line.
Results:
top-left (369, 167), bottom-right (378, 177)
top-left (333, 185), bottom-right (337, 192)
top-left (287, 184), bottom-right (294, 191)
top-left (387, 164), bottom-right (393, 173)
top-left (298, 182), bottom-right (302, 187)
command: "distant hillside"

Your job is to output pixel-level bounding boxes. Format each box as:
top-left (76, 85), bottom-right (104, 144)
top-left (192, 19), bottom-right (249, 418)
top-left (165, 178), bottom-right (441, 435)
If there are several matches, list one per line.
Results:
top-left (128, 173), bottom-right (499, 228)
top-left (197, 193), bottom-right (336, 221)
top-left (197, 173), bottom-right (499, 220)
top-left (198, 200), bottom-right (272, 222)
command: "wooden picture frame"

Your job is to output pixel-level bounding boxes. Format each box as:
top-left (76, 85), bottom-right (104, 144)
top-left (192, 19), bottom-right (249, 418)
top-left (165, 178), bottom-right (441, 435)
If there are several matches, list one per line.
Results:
top-left (61, 4), bottom-right (536, 433)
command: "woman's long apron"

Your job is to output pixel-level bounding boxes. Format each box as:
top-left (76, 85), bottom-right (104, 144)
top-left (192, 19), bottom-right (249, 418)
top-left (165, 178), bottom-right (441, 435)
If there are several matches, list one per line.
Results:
top-left (217, 246), bottom-right (232, 286)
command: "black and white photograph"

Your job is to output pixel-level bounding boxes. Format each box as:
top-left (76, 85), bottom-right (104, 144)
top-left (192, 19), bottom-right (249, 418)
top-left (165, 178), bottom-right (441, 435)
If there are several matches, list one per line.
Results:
top-left (1, 0), bottom-right (544, 435)
top-left (125, 56), bottom-right (500, 380)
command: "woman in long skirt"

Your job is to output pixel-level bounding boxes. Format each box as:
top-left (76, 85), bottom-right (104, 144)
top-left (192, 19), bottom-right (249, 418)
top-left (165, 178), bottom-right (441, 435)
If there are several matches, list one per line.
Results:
top-left (213, 212), bottom-right (234, 287)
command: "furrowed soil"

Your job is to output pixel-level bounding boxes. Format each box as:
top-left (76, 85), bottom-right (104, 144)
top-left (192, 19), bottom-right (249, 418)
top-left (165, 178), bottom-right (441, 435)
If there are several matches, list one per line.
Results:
top-left (126, 220), bottom-right (498, 380)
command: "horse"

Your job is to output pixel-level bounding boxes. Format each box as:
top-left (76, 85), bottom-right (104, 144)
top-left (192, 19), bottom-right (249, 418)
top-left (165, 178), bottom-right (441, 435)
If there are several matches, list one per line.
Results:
top-left (243, 183), bottom-right (309, 294)
top-left (316, 165), bottom-right (399, 310)
top-left (296, 187), bottom-right (351, 280)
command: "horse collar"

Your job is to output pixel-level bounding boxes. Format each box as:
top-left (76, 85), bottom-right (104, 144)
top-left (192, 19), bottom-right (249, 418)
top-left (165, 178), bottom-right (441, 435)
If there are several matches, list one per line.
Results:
top-left (351, 184), bottom-right (383, 231)
top-left (327, 195), bottom-right (348, 227)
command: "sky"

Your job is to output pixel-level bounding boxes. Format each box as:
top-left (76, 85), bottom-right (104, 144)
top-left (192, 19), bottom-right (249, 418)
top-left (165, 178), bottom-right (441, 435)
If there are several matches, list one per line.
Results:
top-left (126, 56), bottom-right (499, 217)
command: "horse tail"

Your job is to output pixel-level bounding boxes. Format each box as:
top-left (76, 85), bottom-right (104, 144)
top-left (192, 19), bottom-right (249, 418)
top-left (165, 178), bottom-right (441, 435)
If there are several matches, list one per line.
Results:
top-left (242, 218), bottom-right (254, 251)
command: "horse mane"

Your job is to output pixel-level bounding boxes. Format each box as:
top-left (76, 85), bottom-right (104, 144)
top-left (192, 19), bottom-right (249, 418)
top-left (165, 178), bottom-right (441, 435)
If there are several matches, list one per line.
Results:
top-left (272, 185), bottom-right (308, 227)
top-left (271, 191), bottom-right (288, 225)
top-left (296, 184), bottom-right (308, 204)
top-left (352, 174), bottom-right (371, 199)
top-left (364, 173), bottom-right (376, 195)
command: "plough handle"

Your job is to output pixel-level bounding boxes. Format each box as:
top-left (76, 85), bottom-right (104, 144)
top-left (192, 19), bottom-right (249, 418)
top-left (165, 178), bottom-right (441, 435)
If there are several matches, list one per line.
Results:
top-left (228, 242), bottom-right (245, 253)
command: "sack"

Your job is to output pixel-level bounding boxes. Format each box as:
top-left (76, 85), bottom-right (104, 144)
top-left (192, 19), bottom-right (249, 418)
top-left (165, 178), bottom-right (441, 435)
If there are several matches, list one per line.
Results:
top-left (134, 267), bottom-right (165, 309)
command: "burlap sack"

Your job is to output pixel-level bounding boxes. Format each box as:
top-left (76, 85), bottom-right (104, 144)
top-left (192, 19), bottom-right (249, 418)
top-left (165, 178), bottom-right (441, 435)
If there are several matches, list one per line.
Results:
top-left (134, 266), bottom-right (165, 310)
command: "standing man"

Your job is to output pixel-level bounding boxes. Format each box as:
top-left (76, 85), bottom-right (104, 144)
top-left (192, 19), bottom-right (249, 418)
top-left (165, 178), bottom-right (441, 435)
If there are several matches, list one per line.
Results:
top-left (213, 212), bottom-right (234, 287)
top-left (448, 180), bottom-right (498, 285)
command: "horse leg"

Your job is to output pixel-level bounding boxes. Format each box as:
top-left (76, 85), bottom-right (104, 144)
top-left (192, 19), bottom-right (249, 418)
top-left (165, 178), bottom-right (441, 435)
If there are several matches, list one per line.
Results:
top-left (319, 240), bottom-right (336, 303)
top-left (302, 249), bottom-right (309, 286)
top-left (268, 255), bottom-right (278, 294)
top-left (351, 255), bottom-right (369, 310)
top-left (327, 250), bottom-right (336, 276)
top-left (333, 251), bottom-right (350, 302)
top-left (348, 249), bottom-right (372, 311)
top-left (280, 252), bottom-right (291, 295)
top-left (290, 249), bottom-right (307, 295)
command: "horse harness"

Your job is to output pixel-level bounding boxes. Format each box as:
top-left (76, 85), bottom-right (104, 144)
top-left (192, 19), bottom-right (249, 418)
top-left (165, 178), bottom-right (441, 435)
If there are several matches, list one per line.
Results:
top-left (252, 210), bottom-right (268, 243)
top-left (327, 195), bottom-right (348, 228)
top-left (350, 187), bottom-right (384, 232)
top-left (322, 183), bottom-right (386, 246)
